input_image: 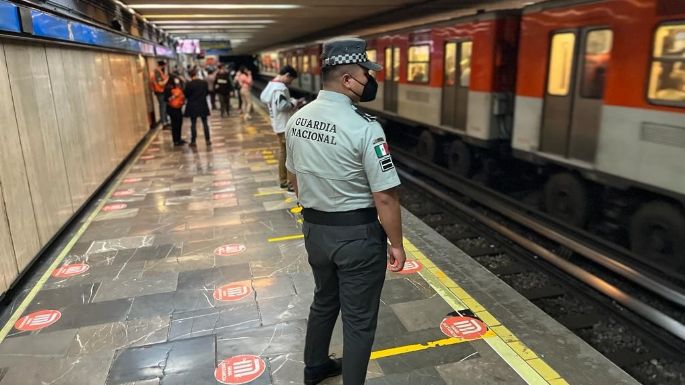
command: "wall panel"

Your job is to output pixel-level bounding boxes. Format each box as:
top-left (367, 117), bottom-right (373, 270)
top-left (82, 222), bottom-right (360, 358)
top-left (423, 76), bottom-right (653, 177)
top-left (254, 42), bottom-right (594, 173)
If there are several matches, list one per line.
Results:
top-left (0, 43), bottom-right (43, 272)
top-left (0, 41), bottom-right (150, 295)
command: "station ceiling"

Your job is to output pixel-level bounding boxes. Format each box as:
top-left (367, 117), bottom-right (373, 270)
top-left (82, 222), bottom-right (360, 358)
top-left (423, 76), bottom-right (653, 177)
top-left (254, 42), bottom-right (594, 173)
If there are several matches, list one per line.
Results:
top-left (123, 0), bottom-right (535, 54)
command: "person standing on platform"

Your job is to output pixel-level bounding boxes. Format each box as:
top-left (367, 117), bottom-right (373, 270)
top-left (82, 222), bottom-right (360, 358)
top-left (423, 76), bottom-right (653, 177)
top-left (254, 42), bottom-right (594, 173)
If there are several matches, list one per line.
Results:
top-left (164, 75), bottom-right (186, 146)
top-left (183, 68), bottom-right (212, 146)
top-left (285, 38), bottom-right (406, 385)
top-left (231, 67), bottom-right (242, 112)
top-left (206, 68), bottom-right (217, 110)
top-left (260, 64), bottom-right (300, 191)
top-left (150, 61), bottom-right (170, 127)
top-left (237, 66), bottom-right (253, 121)
top-left (215, 64), bottom-right (233, 117)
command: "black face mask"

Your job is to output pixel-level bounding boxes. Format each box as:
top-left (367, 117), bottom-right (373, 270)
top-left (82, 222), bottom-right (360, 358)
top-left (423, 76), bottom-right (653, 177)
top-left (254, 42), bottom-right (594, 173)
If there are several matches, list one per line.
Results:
top-left (349, 73), bottom-right (378, 102)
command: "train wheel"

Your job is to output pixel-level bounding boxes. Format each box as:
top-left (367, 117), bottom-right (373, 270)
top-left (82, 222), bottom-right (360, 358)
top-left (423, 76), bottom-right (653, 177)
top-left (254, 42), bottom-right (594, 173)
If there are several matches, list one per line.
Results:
top-left (630, 201), bottom-right (685, 265)
top-left (543, 173), bottom-right (589, 227)
top-left (416, 131), bottom-right (437, 163)
top-left (447, 140), bottom-right (473, 177)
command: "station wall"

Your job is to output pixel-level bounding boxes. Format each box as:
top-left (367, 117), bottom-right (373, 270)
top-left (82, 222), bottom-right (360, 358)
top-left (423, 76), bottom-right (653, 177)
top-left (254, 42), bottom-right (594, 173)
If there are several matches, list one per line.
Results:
top-left (0, 40), bottom-right (150, 294)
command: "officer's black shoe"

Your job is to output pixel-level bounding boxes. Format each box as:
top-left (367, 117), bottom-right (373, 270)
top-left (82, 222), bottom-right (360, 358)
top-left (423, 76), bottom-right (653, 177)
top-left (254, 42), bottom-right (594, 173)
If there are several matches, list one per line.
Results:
top-left (287, 186), bottom-right (295, 192)
top-left (280, 182), bottom-right (289, 189)
top-left (304, 358), bottom-right (342, 385)
top-left (206, 141), bottom-right (212, 146)
top-left (189, 141), bottom-right (197, 147)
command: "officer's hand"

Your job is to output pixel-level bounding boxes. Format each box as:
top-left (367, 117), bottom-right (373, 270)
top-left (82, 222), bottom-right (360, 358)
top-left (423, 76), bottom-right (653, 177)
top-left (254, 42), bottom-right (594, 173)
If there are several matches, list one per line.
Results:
top-left (387, 246), bottom-right (406, 272)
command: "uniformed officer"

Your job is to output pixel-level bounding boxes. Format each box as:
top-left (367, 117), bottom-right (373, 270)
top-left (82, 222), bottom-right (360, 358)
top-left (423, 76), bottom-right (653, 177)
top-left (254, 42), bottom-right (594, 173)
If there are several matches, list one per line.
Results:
top-left (285, 38), bottom-right (406, 385)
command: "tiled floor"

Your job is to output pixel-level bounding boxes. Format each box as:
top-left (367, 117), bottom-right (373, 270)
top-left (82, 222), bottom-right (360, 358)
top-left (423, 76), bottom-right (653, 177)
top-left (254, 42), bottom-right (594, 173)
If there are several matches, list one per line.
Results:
top-left (0, 102), bottom-right (639, 385)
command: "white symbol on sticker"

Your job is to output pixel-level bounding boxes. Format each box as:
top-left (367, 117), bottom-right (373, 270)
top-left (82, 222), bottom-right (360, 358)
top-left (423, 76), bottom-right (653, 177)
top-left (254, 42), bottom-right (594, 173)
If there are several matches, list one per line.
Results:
top-left (404, 260), bottom-right (420, 270)
top-left (232, 357), bottom-right (263, 377)
top-left (453, 319), bottom-right (483, 334)
top-left (224, 286), bottom-right (248, 297)
top-left (26, 313), bottom-right (59, 327)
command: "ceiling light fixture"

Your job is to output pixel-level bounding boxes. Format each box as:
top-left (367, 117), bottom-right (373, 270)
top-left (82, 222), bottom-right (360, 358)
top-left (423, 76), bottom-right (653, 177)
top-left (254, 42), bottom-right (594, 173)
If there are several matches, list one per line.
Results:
top-left (129, 4), bottom-right (300, 10)
top-left (162, 25), bottom-right (267, 29)
top-left (144, 14), bottom-right (275, 19)
top-left (155, 20), bottom-right (274, 24)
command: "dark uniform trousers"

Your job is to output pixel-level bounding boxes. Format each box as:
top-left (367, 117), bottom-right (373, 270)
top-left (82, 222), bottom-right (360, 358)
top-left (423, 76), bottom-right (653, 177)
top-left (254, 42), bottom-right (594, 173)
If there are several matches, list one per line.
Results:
top-left (303, 219), bottom-right (387, 385)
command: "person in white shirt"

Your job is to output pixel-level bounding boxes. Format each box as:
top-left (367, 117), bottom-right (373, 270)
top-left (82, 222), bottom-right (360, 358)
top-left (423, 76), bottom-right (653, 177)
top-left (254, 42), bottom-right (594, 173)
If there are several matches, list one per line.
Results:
top-left (260, 65), bottom-right (301, 190)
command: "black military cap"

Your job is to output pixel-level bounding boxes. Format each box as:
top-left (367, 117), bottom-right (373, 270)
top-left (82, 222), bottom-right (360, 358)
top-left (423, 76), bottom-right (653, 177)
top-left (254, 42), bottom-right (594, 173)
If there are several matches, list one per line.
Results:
top-left (321, 37), bottom-right (382, 71)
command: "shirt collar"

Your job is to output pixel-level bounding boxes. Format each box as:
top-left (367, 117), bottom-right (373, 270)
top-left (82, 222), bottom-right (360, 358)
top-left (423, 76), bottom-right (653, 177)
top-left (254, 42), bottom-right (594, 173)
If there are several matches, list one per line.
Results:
top-left (317, 90), bottom-right (352, 105)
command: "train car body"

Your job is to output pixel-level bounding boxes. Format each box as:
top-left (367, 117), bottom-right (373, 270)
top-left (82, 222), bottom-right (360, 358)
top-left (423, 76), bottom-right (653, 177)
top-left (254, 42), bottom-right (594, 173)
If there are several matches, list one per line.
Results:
top-left (512, 0), bottom-right (685, 200)
top-left (280, 44), bottom-right (322, 94)
top-left (367, 11), bottom-right (520, 146)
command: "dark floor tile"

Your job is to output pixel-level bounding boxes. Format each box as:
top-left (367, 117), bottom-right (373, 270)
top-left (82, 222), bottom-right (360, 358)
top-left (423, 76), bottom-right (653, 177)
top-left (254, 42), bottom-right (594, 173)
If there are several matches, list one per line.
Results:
top-left (168, 302), bottom-right (260, 340)
top-left (258, 294), bottom-right (311, 326)
top-left (375, 340), bottom-right (477, 375)
top-left (380, 276), bottom-right (435, 305)
top-left (106, 335), bottom-right (215, 384)
top-left (176, 264), bottom-right (252, 291)
top-left (216, 319), bottom-right (307, 356)
top-left (93, 271), bottom-right (178, 302)
top-left (28, 283), bottom-right (101, 309)
top-left (0, 329), bottom-right (77, 357)
top-left (366, 366), bottom-right (447, 385)
top-left (253, 275), bottom-right (295, 300)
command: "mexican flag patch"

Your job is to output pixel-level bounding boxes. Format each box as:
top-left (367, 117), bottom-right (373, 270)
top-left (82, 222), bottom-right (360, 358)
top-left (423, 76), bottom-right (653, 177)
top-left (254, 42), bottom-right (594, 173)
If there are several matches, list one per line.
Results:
top-left (374, 142), bottom-right (390, 158)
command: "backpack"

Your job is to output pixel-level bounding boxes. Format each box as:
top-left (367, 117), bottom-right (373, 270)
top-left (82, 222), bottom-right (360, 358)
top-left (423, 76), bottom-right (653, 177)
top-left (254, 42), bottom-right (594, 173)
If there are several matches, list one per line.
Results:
top-left (168, 87), bottom-right (185, 109)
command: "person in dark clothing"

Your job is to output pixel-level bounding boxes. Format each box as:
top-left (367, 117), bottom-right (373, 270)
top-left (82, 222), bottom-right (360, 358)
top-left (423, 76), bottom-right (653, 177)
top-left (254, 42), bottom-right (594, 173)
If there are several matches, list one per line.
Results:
top-left (215, 64), bottom-right (234, 117)
top-left (183, 68), bottom-right (212, 146)
top-left (164, 75), bottom-right (186, 146)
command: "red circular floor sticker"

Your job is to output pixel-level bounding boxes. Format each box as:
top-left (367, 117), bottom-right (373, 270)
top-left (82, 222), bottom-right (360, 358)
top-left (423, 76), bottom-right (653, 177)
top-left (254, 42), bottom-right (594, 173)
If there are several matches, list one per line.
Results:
top-left (214, 283), bottom-right (252, 302)
top-left (390, 259), bottom-right (422, 274)
top-left (112, 189), bottom-right (134, 197)
top-left (15, 310), bottom-right (61, 331)
top-left (146, 147), bottom-right (160, 153)
top-left (215, 355), bottom-right (266, 384)
top-left (140, 155), bottom-right (155, 160)
top-left (213, 180), bottom-right (233, 187)
top-left (52, 263), bottom-right (90, 278)
top-left (122, 177), bottom-right (142, 184)
top-left (213, 169), bottom-right (230, 176)
top-left (214, 192), bottom-right (236, 200)
top-left (440, 316), bottom-right (487, 339)
top-left (103, 203), bottom-right (128, 212)
top-left (214, 244), bottom-right (246, 256)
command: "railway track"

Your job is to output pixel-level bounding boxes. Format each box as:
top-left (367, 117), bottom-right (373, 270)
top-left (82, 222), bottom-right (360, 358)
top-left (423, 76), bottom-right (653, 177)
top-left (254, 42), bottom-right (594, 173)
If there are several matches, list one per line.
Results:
top-left (392, 148), bottom-right (685, 385)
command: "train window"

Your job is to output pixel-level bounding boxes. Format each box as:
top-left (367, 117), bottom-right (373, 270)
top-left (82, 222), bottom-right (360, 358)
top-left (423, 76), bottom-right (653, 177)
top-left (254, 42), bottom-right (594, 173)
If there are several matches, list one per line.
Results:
top-left (444, 42), bottom-right (457, 86)
top-left (648, 22), bottom-right (685, 106)
top-left (408, 45), bottom-right (430, 83)
top-left (385, 47), bottom-right (392, 79)
top-left (366, 49), bottom-right (377, 75)
top-left (460, 41), bottom-right (473, 87)
top-left (302, 55), bottom-right (310, 72)
top-left (290, 56), bottom-right (297, 69)
top-left (580, 29), bottom-right (613, 99)
top-left (547, 32), bottom-right (576, 96)
top-left (393, 48), bottom-right (400, 81)
top-left (310, 54), bottom-right (319, 71)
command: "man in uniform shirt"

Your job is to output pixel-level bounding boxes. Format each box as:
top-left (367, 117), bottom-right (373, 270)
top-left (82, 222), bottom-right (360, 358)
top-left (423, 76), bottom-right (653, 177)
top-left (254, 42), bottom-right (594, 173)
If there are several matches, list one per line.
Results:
top-left (285, 38), bottom-right (406, 385)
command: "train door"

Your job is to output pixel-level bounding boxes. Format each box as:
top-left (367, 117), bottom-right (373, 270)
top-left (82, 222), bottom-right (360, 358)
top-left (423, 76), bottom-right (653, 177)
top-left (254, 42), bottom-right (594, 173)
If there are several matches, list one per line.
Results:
top-left (541, 28), bottom-right (613, 162)
top-left (441, 41), bottom-right (472, 129)
top-left (383, 46), bottom-right (400, 112)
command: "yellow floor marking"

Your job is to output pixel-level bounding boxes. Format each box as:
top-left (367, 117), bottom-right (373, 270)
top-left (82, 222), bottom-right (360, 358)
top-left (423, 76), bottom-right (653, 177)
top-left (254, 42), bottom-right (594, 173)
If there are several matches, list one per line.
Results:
top-left (289, 206), bottom-right (302, 214)
top-left (253, 191), bottom-right (285, 197)
top-left (268, 234), bottom-right (304, 242)
top-left (403, 238), bottom-right (567, 385)
top-left (369, 333), bottom-right (493, 360)
top-left (265, 159), bottom-right (278, 165)
top-left (0, 129), bottom-right (160, 344)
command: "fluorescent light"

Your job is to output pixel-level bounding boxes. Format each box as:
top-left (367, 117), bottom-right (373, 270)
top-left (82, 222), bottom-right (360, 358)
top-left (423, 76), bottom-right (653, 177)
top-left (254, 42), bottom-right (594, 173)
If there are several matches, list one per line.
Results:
top-left (155, 20), bottom-right (274, 24)
top-left (163, 25), bottom-right (267, 29)
top-left (144, 14), bottom-right (275, 19)
top-left (129, 4), bottom-right (300, 10)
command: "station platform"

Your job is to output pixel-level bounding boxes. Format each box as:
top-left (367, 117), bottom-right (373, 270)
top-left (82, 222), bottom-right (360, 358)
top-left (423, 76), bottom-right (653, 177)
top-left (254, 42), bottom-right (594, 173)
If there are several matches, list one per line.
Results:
top-left (0, 105), bottom-right (639, 385)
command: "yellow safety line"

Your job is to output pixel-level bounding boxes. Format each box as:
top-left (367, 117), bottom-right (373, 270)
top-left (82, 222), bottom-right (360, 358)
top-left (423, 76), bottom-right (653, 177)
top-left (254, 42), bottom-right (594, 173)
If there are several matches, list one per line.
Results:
top-left (253, 191), bottom-right (286, 197)
top-left (267, 234), bottom-right (304, 242)
top-left (0, 130), bottom-right (160, 344)
top-left (405, 239), bottom-right (569, 385)
top-left (370, 332), bottom-right (494, 360)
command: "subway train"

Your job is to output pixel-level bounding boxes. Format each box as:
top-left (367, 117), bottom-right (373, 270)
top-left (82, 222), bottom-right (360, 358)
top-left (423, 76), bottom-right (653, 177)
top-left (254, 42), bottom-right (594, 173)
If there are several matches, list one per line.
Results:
top-left (259, 0), bottom-right (685, 269)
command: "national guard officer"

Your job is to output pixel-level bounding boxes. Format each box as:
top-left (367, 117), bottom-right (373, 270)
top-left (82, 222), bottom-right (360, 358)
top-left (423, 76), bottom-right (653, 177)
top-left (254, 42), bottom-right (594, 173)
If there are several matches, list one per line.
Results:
top-left (285, 37), bottom-right (406, 385)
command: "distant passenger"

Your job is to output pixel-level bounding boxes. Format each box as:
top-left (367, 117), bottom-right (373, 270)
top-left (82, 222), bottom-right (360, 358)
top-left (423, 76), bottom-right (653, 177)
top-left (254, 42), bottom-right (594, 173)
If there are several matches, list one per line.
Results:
top-left (164, 75), bottom-right (186, 146)
top-left (215, 64), bottom-right (234, 117)
top-left (260, 64), bottom-right (301, 191)
top-left (150, 61), bottom-right (170, 127)
top-left (237, 66), bottom-right (254, 121)
top-left (206, 68), bottom-right (217, 110)
top-left (411, 66), bottom-right (426, 82)
top-left (184, 68), bottom-right (212, 146)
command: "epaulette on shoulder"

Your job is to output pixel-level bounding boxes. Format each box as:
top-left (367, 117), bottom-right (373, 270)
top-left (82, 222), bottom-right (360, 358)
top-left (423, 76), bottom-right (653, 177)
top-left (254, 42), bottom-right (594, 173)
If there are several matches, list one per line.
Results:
top-left (353, 107), bottom-right (377, 122)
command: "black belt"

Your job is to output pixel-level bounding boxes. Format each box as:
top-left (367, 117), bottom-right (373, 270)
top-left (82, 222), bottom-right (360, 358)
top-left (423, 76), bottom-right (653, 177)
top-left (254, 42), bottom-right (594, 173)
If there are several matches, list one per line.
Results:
top-left (302, 207), bottom-right (377, 226)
